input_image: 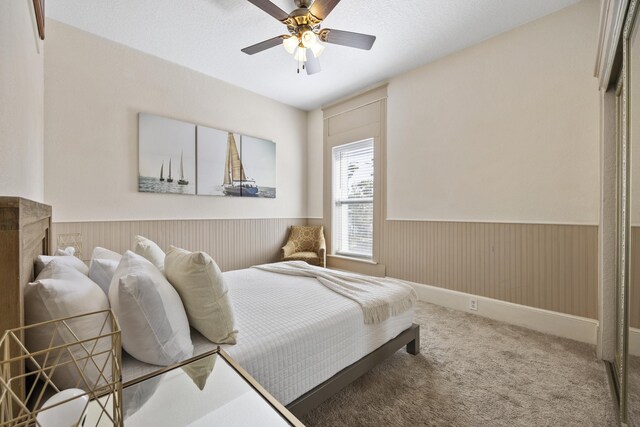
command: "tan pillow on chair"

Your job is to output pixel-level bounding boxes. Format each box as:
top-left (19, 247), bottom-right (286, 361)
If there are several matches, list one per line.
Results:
top-left (289, 226), bottom-right (323, 253)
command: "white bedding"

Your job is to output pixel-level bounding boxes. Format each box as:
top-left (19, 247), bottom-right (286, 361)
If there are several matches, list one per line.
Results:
top-left (122, 267), bottom-right (414, 405)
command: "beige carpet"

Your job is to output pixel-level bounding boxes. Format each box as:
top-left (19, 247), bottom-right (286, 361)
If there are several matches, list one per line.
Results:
top-left (301, 302), bottom-right (617, 427)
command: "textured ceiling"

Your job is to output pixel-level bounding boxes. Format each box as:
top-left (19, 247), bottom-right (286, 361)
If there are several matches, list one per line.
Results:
top-left (46, 0), bottom-right (582, 111)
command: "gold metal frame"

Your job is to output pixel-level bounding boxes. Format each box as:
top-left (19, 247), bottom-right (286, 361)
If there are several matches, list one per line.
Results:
top-left (0, 310), bottom-right (122, 427)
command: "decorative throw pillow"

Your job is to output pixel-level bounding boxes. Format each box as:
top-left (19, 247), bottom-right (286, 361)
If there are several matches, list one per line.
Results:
top-left (289, 225), bottom-right (323, 252)
top-left (89, 247), bottom-right (122, 295)
top-left (91, 246), bottom-right (122, 262)
top-left (109, 251), bottom-right (193, 366)
top-left (89, 259), bottom-right (119, 295)
top-left (164, 246), bottom-right (237, 344)
top-left (132, 235), bottom-right (165, 273)
top-left (35, 254), bottom-right (89, 277)
top-left (89, 246), bottom-right (122, 294)
top-left (24, 261), bottom-right (112, 391)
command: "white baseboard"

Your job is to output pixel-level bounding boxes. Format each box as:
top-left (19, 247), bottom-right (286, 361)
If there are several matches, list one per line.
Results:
top-left (630, 328), bottom-right (640, 357)
top-left (401, 280), bottom-right (599, 345)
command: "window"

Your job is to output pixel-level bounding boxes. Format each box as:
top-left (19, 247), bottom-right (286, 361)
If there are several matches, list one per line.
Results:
top-left (332, 139), bottom-right (374, 259)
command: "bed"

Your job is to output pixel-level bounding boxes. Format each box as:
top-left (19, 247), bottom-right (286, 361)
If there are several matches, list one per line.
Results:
top-left (1, 198), bottom-right (420, 419)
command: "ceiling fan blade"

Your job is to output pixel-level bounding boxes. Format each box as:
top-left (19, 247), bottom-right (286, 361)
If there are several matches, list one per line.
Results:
top-left (322, 29), bottom-right (376, 50)
top-left (309, 0), bottom-right (341, 21)
top-left (241, 36), bottom-right (284, 55)
top-left (247, 0), bottom-right (289, 22)
top-left (306, 50), bottom-right (321, 75)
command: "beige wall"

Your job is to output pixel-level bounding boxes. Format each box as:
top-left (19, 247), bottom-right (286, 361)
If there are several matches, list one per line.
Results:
top-left (44, 20), bottom-right (308, 223)
top-left (307, 1), bottom-right (601, 318)
top-left (386, 0), bottom-right (600, 224)
top-left (0, 0), bottom-right (44, 202)
top-left (307, 108), bottom-right (324, 219)
top-left (308, 0), bottom-right (600, 225)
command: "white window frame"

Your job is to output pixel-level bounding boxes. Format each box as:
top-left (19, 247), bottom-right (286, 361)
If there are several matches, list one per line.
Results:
top-left (331, 138), bottom-right (375, 260)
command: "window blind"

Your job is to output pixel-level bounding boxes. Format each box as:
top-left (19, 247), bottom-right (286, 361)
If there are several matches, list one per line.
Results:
top-left (333, 139), bottom-right (374, 259)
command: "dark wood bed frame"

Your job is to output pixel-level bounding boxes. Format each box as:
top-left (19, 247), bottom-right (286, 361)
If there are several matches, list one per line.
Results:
top-left (0, 197), bottom-right (421, 420)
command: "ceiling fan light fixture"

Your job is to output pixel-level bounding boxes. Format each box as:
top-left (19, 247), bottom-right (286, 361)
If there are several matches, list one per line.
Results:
top-left (294, 47), bottom-right (307, 62)
top-left (301, 30), bottom-right (318, 48)
top-left (283, 36), bottom-right (299, 54)
top-left (311, 42), bottom-right (325, 58)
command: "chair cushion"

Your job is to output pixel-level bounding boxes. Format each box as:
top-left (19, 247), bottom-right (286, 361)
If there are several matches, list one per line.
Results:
top-left (283, 252), bottom-right (322, 266)
top-left (288, 226), bottom-right (323, 252)
top-left (284, 251), bottom-right (319, 260)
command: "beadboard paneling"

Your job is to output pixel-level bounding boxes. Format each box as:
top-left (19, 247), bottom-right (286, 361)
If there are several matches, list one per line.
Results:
top-left (52, 218), bottom-right (306, 272)
top-left (384, 221), bottom-right (598, 319)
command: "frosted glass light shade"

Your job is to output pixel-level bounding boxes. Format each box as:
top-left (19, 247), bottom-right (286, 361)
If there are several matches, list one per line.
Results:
top-left (283, 36), bottom-right (298, 54)
top-left (294, 47), bottom-right (307, 62)
top-left (301, 30), bottom-right (318, 48)
top-left (311, 42), bottom-right (325, 58)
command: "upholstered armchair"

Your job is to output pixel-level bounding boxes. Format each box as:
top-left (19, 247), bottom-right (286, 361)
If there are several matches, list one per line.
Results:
top-left (281, 225), bottom-right (326, 268)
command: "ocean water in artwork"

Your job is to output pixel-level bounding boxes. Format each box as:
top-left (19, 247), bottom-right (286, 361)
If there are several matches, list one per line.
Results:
top-left (139, 176), bottom-right (196, 195)
top-left (197, 184), bottom-right (276, 198)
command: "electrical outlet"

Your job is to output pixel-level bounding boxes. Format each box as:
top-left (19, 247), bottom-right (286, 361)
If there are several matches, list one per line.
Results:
top-left (469, 298), bottom-right (478, 311)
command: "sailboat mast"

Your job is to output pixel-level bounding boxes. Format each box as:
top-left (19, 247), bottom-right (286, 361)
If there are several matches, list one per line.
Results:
top-left (168, 159), bottom-right (172, 178)
top-left (180, 150), bottom-right (184, 180)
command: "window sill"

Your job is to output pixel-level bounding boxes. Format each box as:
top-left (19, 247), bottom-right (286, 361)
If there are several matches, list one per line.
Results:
top-left (327, 255), bottom-right (385, 277)
top-left (328, 254), bottom-right (378, 265)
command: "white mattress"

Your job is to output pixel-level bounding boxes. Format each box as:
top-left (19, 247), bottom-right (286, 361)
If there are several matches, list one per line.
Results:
top-left (122, 267), bottom-right (414, 405)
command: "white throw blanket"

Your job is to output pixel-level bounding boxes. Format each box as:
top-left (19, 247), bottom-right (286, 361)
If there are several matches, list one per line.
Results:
top-left (253, 261), bottom-right (417, 324)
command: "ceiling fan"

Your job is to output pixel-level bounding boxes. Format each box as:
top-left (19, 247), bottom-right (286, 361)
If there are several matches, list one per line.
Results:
top-left (241, 0), bottom-right (376, 75)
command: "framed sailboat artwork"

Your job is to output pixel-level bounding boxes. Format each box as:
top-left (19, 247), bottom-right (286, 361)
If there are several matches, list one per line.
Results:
top-left (138, 113), bottom-right (196, 195)
top-left (197, 125), bottom-right (276, 198)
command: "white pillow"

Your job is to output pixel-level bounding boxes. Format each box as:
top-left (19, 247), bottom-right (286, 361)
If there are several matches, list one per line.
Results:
top-left (35, 254), bottom-right (89, 277)
top-left (133, 236), bottom-right (165, 273)
top-left (24, 261), bottom-right (112, 391)
top-left (165, 246), bottom-right (237, 344)
top-left (89, 259), bottom-right (119, 295)
top-left (55, 246), bottom-right (76, 256)
top-left (88, 247), bottom-right (122, 295)
top-left (91, 246), bottom-right (122, 262)
top-left (109, 251), bottom-right (192, 366)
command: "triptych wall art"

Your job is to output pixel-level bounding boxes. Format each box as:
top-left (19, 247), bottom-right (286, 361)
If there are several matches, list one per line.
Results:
top-left (138, 113), bottom-right (276, 198)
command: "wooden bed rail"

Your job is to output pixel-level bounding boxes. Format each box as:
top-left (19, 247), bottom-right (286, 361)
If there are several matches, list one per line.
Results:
top-left (286, 323), bottom-right (420, 418)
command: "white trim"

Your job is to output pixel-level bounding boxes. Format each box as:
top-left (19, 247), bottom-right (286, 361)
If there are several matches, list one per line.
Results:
top-left (594, 0), bottom-right (628, 90)
top-left (322, 84), bottom-right (388, 119)
top-left (328, 254), bottom-right (378, 265)
top-left (402, 280), bottom-right (599, 345)
top-left (630, 327), bottom-right (640, 357)
top-left (321, 83), bottom-right (388, 118)
top-left (385, 218), bottom-right (599, 226)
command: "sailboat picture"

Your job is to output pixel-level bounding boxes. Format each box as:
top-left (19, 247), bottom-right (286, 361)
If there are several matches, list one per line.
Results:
top-left (166, 159), bottom-right (173, 183)
top-left (139, 113), bottom-right (275, 198)
top-left (197, 125), bottom-right (275, 198)
top-left (178, 150), bottom-right (189, 185)
top-left (138, 113), bottom-right (195, 195)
